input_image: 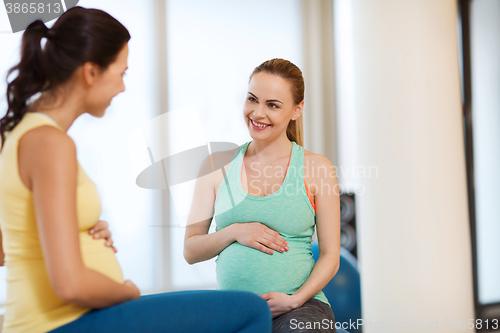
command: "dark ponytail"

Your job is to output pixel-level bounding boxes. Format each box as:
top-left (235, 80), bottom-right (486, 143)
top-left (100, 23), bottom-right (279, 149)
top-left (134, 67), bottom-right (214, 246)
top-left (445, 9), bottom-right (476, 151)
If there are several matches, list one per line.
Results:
top-left (0, 6), bottom-right (130, 151)
top-left (1, 20), bottom-right (48, 149)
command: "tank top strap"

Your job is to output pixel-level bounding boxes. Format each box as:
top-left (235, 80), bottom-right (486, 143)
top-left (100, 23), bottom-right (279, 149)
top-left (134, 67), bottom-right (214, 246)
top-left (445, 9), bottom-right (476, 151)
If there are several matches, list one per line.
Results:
top-left (233, 141), bottom-right (250, 180)
top-left (15, 112), bottom-right (64, 138)
top-left (283, 141), bottom-right (304, 186)
top-left (290, 142), bottom-right (316, 212)
top-left (289, 141), bottom-right (302, 176)
top-left (1, 113), bottom-right (65, 195)
top-left (239, 141), bottom-right (251, 157)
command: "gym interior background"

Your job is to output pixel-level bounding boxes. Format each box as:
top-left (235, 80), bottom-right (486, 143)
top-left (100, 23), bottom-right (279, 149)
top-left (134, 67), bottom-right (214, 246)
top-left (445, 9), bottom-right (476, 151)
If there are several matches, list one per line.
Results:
top-left (0, 0), bottom-right (498, 332)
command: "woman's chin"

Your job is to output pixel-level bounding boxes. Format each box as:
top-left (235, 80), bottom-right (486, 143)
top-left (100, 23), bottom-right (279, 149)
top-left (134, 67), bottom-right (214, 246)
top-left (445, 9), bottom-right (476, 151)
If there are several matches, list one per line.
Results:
top-left (88, 109), bottom-right (107, 118)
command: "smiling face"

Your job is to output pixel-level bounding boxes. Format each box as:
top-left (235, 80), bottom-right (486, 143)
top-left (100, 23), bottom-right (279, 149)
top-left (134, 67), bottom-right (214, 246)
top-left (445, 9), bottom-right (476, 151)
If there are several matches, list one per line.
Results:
top-left (243, 71), bottom-right (304, 141)
top-left (84, 42), bottom-right (129, 117)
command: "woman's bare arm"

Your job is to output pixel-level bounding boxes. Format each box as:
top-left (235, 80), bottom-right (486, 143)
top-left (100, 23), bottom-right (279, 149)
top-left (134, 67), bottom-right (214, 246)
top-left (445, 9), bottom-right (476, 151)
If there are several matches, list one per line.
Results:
top-left (184, 152), bottom-right (288, 264)
top-left (183, 153), bottom-right (239, 264)
top-left (20, 126), bottom-right (139, 308)
top-left (290, 154), bottom-right (341, 307)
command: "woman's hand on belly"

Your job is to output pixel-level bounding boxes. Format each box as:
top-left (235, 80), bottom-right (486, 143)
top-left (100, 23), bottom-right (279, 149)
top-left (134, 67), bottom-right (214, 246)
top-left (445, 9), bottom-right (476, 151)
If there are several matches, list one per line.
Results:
top-left (259, 292), bottom-right (302, 318)
top-left (230, 222), bottom-right (289, 255)
top-left (88, 220), bottom-right (117, 253)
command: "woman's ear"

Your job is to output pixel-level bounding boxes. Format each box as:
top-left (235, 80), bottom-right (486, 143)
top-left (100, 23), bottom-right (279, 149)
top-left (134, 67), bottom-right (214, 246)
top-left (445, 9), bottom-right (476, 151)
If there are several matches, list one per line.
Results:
top-left (81, 62), bottom-right (100, 86)
top-left (291, 100), bottom-right (305, 121)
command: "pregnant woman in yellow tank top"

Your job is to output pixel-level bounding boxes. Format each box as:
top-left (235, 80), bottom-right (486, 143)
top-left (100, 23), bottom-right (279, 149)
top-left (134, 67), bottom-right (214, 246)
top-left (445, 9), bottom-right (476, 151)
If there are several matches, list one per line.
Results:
top-left (0, 7), bottom-right (271, 333)
top-left (184, 59), bottom-right (342, 333)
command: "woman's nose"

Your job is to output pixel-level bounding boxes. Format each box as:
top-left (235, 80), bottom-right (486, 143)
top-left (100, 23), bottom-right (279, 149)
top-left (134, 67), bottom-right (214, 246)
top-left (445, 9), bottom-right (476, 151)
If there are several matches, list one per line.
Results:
top-left (253, 103), bottom-right (266, 118)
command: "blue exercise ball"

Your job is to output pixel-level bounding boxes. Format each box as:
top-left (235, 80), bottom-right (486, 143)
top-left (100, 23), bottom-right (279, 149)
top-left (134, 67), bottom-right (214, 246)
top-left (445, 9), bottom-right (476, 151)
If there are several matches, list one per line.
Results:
top-left (311, 242), bottom-right (362, 333)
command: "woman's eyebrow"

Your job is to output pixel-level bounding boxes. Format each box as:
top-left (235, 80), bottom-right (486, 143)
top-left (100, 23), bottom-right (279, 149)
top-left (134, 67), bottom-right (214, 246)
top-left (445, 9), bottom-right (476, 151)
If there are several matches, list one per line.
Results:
top-left (266, 99), bottom-right (283, 104)
top-left (248, 92), bottom-right (283, 104)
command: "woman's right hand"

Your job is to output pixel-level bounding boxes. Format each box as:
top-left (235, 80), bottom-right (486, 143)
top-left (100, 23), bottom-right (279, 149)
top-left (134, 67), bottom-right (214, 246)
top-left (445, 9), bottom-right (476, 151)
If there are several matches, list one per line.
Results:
top-left (123, 280), bottom-right (141, 300)
top-left (230, 222), bottom-right (289, 255)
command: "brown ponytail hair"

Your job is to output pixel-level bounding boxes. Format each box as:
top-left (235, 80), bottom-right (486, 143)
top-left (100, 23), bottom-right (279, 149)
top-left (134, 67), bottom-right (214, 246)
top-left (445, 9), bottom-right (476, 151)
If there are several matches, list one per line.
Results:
top-left (250, 58), bottom-right (304, 147)
top-left (0, 6), bottom-right (130, 151)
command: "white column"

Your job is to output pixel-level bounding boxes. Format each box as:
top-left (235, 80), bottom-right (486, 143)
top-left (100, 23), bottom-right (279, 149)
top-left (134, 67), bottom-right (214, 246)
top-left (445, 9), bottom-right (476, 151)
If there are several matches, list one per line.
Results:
top-left (344, 1), bottom-right (476, 332)
top-left (470, 0), bottom-right (500, 307)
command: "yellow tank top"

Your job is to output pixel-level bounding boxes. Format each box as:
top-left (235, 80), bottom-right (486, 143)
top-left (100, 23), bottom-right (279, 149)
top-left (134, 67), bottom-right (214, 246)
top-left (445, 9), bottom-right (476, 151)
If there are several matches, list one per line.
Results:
top-left (0, 112), bottom-right (124, 333)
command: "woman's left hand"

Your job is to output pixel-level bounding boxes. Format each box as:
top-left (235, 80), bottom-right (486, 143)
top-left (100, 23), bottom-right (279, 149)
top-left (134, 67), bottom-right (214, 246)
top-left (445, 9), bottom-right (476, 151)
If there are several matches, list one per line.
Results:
top-left (89, 220), bottom-right (117, 253)
top-left (259, 292), bottom-right (302, 318)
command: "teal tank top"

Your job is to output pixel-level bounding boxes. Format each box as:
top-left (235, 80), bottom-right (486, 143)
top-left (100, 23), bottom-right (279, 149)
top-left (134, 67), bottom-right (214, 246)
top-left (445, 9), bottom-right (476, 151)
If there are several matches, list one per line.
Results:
top-left (214, 140), bottom-right (330, 306)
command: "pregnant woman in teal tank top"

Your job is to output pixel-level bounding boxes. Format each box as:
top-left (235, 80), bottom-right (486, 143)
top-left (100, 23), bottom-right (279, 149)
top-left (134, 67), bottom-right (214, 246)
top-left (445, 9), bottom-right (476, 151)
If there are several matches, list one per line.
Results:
top-left (184, 59), bottom-right (341, 333)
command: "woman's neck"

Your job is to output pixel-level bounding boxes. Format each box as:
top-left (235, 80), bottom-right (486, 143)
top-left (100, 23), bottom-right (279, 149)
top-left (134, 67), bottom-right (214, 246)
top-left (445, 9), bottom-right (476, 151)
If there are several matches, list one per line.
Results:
top-left (30, 90), bottom-right (86, 133)
top-left (246, 134), bottom-right (293, 162)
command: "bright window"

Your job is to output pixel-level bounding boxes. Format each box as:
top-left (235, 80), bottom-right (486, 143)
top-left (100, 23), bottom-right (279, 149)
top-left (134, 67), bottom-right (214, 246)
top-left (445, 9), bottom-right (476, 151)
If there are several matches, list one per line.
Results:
top-left (165, 0), bottom-right (303, 289)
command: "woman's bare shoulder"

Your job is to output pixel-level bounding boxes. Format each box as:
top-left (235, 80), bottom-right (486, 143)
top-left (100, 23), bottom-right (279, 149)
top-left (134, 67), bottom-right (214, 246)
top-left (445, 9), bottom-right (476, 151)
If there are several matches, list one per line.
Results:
top-left (19, 126), bottom-right (76, 162)
top-left (19, 126), bottom-right (74, 150)
top-left (303, 149), bottom-right (334, 172)
top-left (197, 147), bottom-right (239, 193)
top-left (18, 126), bottom-right (76, 189)
top-left (302, 149), bottom-right (336, 193)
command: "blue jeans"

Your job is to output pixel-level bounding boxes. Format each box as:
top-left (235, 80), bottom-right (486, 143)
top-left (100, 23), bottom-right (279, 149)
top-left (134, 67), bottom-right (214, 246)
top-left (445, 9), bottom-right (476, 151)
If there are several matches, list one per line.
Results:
top-left (49, 290), bottom-right (272, 333)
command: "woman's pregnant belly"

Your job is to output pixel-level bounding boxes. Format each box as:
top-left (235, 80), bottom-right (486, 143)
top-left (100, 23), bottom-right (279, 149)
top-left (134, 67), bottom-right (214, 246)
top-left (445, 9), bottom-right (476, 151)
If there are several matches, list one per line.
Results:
top-left (79, 232), bottom-right (124, 283)
top-left (216, 238), bottom-right (315, 295)
top-left (4, 233), bottom-right (123, 329)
